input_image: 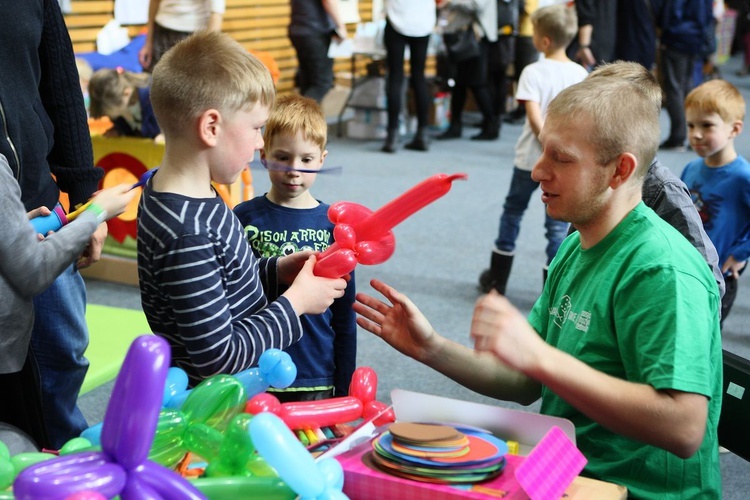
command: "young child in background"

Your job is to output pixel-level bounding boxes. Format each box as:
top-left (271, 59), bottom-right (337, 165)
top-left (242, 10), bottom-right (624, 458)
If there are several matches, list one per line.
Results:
top-left (0, 153), bottom-right (135, 447)
top-left (479, 3), bottom-right (587, 294)
top-left (137, 30), bottom-right (347, 387)
top-left (234, 95), bottom-right (357, 401)
top-left (88, 67), bottom-right (162, 140)
top-left (75, 58), bottom-right (93, 116)
top-left (680, 79), bottom-right (750, 326)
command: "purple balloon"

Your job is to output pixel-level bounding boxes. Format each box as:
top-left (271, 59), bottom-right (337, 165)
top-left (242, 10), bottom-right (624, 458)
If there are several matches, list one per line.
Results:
top-left (129, 461), bottom-right (205, 500)
top-left (101, 336), bottom-right (170, 468)
top-left (14, 452), bottom-right (126, 500)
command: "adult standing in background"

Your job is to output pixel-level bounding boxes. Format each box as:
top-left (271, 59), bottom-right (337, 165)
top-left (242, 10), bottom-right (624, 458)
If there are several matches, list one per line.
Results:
top-left (139, 0), bottom-right (226, 72)
top-left (655, 0), bottom-right (714, 151)
top-left (435, 0), bottom-right (499, 141)
top-left (570, 0), bottom-right (616, 69)
top-left (289, 0), bottom-right (348, 103)
top-left (0, 0), bottom-right (107, 448)
top-left (380, 0), bottom-right (436, 153)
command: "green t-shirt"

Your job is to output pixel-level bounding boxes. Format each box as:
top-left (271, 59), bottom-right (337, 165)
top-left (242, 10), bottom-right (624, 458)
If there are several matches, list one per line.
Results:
top-left (528, 203), bottom-right (722, 499)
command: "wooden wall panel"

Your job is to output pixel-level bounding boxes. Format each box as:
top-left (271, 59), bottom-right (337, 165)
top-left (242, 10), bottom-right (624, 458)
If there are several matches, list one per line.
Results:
top-left (64, 0), bottom-right (379, 94)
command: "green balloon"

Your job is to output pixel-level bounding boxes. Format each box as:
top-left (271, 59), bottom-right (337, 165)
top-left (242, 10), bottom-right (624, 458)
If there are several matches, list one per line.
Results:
top-left (9, 452), bottom-right (55, 473)
top-left (59, 437), bottom-right (92, 455)
top-left (181, 375), bottom-right (246, 430)
top-left (191, 476), bottom-right (295, 500)
top-left (0, 442), bottom-right (9, 462)
top-left (0, 459), bottom-right (15, 491)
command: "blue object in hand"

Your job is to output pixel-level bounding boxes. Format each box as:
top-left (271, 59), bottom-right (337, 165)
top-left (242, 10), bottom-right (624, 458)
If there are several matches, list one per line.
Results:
top-left (31, 205), bottom-right (69, 235)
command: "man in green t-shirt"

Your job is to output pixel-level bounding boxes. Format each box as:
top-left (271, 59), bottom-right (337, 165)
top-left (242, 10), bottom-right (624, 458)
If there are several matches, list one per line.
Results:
top-left (353, 64), bottom-right (722, 498)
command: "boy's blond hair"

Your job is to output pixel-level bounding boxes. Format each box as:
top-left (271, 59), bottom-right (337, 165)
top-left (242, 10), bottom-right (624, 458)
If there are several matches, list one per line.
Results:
top-left (587, 61), bottom-right (663, 119)
top-left (263, 94), bottom-right (328, 151)
top-left (685, 79), bottom-right (746, 123)
top-left (88, 68), bottom-right (150, 118)
top-left (150, 30), bottom-right (275, 137)
top-left (531, 3), bottom-right (578, 51)
top-left (547, 76), bottom-right (659, 180)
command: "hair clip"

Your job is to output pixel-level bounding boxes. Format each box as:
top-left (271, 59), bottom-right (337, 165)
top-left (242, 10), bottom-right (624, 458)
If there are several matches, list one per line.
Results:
top-left (253, 159), bottom-right (343, 175)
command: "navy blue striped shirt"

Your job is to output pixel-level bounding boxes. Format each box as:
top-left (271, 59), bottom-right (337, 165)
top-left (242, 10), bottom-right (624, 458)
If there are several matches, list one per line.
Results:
top-left (137, 183), bottom-right (302, 386)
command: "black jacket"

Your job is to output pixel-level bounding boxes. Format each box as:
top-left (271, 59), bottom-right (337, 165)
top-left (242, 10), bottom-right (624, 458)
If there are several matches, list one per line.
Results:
top-left (0, 0), bottom-right (101, 212)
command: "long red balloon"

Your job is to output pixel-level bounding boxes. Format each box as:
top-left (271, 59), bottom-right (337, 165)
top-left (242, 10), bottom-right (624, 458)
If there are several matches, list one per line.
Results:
top-left (314, 173), bottom-right (468, 278)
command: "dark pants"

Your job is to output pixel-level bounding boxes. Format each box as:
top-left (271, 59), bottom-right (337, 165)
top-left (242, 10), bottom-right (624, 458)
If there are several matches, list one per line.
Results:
top-left (487, 37), bottom-right (516, 117)
top-left (383, 20), bottom-right (431, 131)
top-left (290, 33), bottom-right (334, 103)
top-left (721, 275), bottom-right (740, 329)
top-left (660, 47), bottom-right (695, 144)
top-left (0, 352), bottom-right (48, 450)
top-left (450, 39), bottom-right (494, 125)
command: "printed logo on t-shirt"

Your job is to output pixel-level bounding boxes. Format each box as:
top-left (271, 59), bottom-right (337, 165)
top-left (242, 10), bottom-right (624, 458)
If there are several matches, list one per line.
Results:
top-left (549, 295), bottom-right (591, 333)
top-left (242, 224), bottom-right (332, 257)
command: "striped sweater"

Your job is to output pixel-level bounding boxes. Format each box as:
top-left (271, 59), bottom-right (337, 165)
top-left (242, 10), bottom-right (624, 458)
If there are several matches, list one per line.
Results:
top-left (136, 182), bottom-right (302, 386)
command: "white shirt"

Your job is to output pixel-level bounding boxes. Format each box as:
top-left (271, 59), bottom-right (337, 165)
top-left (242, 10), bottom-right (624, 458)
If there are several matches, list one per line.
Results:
top-left (385, 0), bottom-right (436, 37)
top-left (514, 58), bottom-right (589, 171)
top-left (156, 0), bottom-right (226, 33)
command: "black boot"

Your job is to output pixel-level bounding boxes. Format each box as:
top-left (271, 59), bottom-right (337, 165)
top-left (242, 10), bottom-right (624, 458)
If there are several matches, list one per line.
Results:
top-left (381, 128), bottom-right (398, 153)
top-left (436, 123), bottom-right (462, 140)
top-left (477, 250), bottom-right (514, 294)
top-left (405, 127), bottom-right (429, 151)
top-left (471, 116), bottom-right (500, 141)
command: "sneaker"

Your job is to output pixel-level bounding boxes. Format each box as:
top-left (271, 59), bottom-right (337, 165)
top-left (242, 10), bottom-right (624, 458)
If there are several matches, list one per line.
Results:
top-left (659, 139), bottom-right (687, 152)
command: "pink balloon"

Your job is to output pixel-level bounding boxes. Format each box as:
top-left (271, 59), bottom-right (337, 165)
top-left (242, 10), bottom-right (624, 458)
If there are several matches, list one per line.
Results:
top-left (245, 393), bottom-right (282, 415)
top-left (313, 173), bottom-right (467, 278)
top-left (363, 401), bottom-right (396, 426)
top-left (349, 366), bottom-right (377, 405)
top-left (277, 397), bottom-right (363, 429)
top-left (66, 491), bottom-right (107, 500)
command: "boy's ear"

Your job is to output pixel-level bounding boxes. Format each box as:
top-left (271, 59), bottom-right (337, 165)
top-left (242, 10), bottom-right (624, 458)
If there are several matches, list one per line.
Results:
top-left (197, 109), bottom-right (221, 147)
top-left (731, 119), bottom-right (744, 137)
top-left (321, 149), bottom-right (328, 163)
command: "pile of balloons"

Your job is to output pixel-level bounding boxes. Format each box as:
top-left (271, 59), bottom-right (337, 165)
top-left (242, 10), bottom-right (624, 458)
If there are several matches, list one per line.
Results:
top-left (5, 337), bottom-right (363, 499)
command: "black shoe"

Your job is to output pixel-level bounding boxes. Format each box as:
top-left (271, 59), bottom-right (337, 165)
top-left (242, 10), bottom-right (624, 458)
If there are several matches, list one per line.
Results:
top-left (404, 137), bottom-right (429, 151)
top-left (659, 139), bottom-right (687, 152)
top-left (436, 125), bottom-right (462, 140)
top-left (381, 130), bottom-right (398, 153)
top-left (471, 129), bottom-right (499, 141)
top-left (503, 109), bottom-right (525, 125)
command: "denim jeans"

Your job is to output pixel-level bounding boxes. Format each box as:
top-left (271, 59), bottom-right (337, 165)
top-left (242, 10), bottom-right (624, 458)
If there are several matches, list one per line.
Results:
top-left (495, 167), bottom-right (570, 264)
top-left (31, 264), bottom-right (89, 448)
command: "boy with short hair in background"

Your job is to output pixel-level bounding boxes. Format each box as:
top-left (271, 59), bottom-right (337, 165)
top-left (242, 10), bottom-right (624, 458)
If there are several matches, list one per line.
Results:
top-left (680, 79), bottom-right (750, 326)
top-left (479, 3), bottom-right (588, 295)
top-left (137, 31), bottom-right (347, 387)
top-left (234, 94), bottom-right (356, 401)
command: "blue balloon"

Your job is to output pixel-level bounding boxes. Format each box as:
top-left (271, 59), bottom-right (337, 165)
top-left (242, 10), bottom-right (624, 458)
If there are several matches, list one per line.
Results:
top-left (233, 368), bottom-right (268, 397)
top-left (249, 413), bottom-right (325, 499)
top-left (80, 422), bottom-right (103, 446)
top-left (163, 367), bottom-right (189, 407)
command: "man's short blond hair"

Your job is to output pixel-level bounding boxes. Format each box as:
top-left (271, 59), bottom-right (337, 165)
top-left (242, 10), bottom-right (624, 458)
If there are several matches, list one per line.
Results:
top-left (151, 30), bottom-right (275, 137)
top-left (263, 94), bottom-right (328, 151)
top-left (547, 76), bottom-right (660, 181)
top-left (685, 79), bottom-right (746, 123)
top-left (531, 4), bottom-right (578, 51)
top-left (587, 61), bottom-right (663, 117)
